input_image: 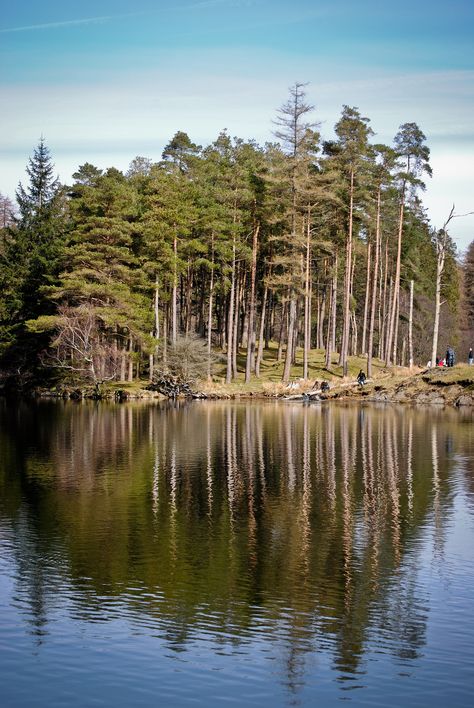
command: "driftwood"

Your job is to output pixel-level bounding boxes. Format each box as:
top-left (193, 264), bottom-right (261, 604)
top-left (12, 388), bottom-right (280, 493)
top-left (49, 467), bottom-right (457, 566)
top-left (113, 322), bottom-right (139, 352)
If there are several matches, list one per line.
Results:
top-left (147, 375), bottom-right (194, 399)
top-left (284, 390), bottom-right (322, 401)
top-left (283, 378), bottom-right (373, 401)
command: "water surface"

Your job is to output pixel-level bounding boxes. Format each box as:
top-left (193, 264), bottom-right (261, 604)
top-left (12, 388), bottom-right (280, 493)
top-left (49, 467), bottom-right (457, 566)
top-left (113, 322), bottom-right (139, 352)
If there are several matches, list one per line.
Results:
top-left (0, 400), bottom-right (473, 707)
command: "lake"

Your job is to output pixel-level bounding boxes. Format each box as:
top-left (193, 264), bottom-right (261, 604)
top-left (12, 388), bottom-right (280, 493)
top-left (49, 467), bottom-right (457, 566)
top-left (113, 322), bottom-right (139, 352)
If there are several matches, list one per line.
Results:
top-left (0, 399), bottom-right (473, 707)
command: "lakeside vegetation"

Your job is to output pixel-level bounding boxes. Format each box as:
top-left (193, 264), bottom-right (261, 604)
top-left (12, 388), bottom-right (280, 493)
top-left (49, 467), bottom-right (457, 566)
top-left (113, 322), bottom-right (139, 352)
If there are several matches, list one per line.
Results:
top-left (0, 84), bottom-right (472, 394)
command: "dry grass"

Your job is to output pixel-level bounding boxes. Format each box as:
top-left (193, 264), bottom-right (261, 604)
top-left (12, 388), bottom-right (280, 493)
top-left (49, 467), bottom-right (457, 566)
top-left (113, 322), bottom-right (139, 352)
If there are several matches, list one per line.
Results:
top-left (199, 343), bottom-right (391, 396)
top-left (422, 364), bottom-right (474, 386)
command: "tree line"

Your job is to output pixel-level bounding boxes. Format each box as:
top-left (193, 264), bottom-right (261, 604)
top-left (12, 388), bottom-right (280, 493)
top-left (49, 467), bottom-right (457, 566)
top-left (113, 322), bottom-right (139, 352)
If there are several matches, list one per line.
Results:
top-left (0, 84), bottom-right (467, 390)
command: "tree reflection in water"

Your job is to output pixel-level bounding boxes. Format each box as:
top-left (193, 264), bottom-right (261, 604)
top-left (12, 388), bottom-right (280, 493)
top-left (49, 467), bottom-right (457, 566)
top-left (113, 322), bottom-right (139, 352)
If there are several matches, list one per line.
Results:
top-left (0, 399), bottom-right (473, 692)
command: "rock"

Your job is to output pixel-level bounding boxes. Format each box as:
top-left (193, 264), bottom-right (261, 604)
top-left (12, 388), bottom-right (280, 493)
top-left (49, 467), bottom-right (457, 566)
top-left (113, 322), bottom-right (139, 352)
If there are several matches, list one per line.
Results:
top-left (455, 394), bottom-right (474, 407)
top-left (415, 391), bottom-right (446, 405)
top-left (373, 391), bottom-right (389, 401)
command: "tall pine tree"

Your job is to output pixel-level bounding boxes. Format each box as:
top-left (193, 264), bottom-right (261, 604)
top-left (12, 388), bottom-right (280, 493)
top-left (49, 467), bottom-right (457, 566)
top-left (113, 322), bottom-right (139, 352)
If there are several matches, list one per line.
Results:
top-left (0, 139), bottom-right (67, 381)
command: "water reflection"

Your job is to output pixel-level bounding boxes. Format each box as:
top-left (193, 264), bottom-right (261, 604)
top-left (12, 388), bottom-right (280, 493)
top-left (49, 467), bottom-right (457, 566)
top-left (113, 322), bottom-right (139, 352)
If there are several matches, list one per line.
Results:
top-left (0, 399), bottom-right (473, 702)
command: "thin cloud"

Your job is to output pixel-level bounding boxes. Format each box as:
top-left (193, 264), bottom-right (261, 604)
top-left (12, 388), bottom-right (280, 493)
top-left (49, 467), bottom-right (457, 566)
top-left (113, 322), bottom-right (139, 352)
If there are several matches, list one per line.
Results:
top-left (0, 13), bottom-right (140, 34)
top-left (185, 0), bottom-right (255, 8)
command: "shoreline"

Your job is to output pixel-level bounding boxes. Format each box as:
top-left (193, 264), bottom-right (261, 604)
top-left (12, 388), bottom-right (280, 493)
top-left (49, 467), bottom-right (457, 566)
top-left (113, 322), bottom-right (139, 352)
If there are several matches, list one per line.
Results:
top-left (14, 365), bottom-right (474, 408)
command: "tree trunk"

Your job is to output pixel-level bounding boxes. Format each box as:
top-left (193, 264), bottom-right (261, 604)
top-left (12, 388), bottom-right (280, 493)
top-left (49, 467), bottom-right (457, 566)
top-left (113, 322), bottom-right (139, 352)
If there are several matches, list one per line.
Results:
top-left (367, 188), bottom-right (381, 377)
top-left (325, 253), bottom-right (338, 369)
top-left (255, 284), bottom-right (268, 378)
top-left (379, 239), bottom-right (389, 360)
top-left (277, 300), bottom-right (287, 363)
top-left (150, 276), bottom-right (160, 380)
top-left (185, 262), bottom-right (192, 336)
top-left (282, 293), bottom-right (296, 383)
top-left (318, 283), bottom-right (326, 351)
top-left (128, 337), bottom-right (134, 382)
top-left (172, 233), bottom-right (178, 345)
top-left (121, 345), bottom-right (127, 381)
top-left (339, 168), bottom-right (354, 376)
top-left (245, 224), bottom-right (260, 382)
top-left (361, 241), bottom-right (371, 355)
top-left (226, 235), bottom-right (236, 383)
top-left (392, 289), bottom-right (400, 365)
top-left (162, 305), bottom-right (168, 367)
top-left (303, 215), bottom-right (311, 380)
top-left (232, 265), bottom-right (242, 379)
top-left (408, 279), bottom-right (414, 369)
top-left (431, 236), bottom-right (446, 366)
top-left (386, 187), bottom-right (405, 365)
top-left (384, 276), bottom-right (393, 363)
top-left (207, 239), bottom-right (215, 381)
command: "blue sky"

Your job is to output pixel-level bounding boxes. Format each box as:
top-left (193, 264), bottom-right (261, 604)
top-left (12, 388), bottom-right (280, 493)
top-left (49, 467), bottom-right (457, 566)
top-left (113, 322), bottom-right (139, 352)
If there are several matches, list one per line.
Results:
top-left (1, 0), bottom-right (473, 248)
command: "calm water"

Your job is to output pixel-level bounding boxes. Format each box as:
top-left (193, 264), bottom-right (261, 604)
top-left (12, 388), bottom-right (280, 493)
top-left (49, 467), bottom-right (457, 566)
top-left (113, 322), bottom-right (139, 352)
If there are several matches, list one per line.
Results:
top-left (0, 399), bottom-right (473, 707)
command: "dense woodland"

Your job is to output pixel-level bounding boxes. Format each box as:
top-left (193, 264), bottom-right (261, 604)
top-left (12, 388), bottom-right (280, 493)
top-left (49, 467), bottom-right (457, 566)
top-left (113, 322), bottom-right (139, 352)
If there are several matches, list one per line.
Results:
top-left (0, 84), bottom-right (471, 391)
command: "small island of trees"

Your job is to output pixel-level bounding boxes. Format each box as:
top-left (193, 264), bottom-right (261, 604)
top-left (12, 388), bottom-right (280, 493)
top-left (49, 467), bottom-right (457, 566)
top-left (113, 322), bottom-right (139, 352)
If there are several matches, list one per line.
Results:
top-left (0, 84), bottom-right (472, 394)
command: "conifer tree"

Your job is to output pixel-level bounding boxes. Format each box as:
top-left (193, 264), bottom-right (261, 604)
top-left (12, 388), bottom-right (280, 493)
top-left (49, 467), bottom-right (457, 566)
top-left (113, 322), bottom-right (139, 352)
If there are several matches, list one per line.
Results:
top-left (328, 106), bottom-right (373, 376)
top-left (0, 139), bottom-right (67, 377)
top-left (29, 166), bottom-right (152, 385)
top-left (271, 83), bottom-right (319, 382)
top-left (385, 123), bottom-right (431, 365)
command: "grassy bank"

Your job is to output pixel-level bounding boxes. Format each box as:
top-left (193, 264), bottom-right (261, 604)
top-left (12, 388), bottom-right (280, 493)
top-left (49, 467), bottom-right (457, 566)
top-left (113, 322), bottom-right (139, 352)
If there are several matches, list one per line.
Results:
top-left (198, 344), bottom-right (391, 397)
top-left (34, 343), bottom-right (474, 406)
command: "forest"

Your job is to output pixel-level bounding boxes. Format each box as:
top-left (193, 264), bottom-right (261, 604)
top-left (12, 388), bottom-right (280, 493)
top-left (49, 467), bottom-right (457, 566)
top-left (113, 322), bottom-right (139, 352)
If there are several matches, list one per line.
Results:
top-left (0, 84), bottom-right (472, 392)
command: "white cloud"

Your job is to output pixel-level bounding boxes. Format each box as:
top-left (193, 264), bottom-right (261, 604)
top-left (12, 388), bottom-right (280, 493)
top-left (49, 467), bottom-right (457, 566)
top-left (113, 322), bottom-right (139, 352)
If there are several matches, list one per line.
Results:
top-left (0, 13), bottom-right (142, 34)
top-left (1, 66), bottom-right (472, 250)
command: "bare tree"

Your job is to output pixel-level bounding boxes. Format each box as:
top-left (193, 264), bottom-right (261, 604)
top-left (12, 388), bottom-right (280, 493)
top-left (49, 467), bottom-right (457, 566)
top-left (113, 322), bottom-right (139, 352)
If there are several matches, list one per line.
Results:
top-left (156, 333), bottom-right (220, 384)
top-left (33, 305), bottom-right (121, 393)
top-left (431, 206), bottom-right (473, 365)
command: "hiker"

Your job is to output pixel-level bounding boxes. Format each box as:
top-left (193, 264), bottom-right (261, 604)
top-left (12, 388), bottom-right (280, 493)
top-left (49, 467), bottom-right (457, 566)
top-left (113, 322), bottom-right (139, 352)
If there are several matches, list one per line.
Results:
top-left (446, 346), bottom-right (455, 368)
top-left (357, 369), bottom-right (366, 386)
top-left (468, 348), bottom-right (473, 365)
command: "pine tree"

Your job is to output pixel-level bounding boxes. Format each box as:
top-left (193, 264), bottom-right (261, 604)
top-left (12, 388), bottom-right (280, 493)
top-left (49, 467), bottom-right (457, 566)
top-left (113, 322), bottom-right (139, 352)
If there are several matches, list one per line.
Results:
top-left (0, 139), bottom-right (67, 379)
top-left (28, 167), bottom-right (152, 386)
top-left (461, 241), bottom-right (474, 356)
top-left (270, 83), bottom-right (320, 382)
top-left (385, 123), bottom-right (431, 365)
top-left (327, 106), bottom-right (373, 376)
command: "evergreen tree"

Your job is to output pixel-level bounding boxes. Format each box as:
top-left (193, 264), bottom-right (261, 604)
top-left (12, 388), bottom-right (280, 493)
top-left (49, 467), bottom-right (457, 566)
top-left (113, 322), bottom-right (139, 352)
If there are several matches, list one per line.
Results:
top-left (28, 167), bottom-right (152, 386)
top-left (270, 83), bottom-right (320, 382)
top-left (461, 241), bottom-right (474, 355)
top-left (0, 139), bottom-right (67, 381)
top-left (385, 123), bottom-right (431, 365)
top-left (327, 106), bottom-right (373, 375)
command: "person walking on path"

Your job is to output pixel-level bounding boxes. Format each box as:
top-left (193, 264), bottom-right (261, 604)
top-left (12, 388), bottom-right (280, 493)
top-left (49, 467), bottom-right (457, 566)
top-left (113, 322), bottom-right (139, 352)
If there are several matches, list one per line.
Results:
top-left (469, 348), bottom-right (473, 365)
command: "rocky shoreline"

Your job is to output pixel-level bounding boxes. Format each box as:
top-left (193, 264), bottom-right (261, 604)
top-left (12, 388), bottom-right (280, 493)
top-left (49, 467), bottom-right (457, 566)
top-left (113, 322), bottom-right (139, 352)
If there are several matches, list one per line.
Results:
top-left (322, 369), bottom-right (474, 407)
top-left (29, 366), bottom-right (474, 407)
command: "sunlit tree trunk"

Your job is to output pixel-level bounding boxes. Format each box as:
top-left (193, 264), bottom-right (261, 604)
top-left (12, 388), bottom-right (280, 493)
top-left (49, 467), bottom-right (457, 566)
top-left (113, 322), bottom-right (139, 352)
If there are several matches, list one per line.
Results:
top-left (245, 223), bottom-right (260, 382)
top-left (303, 215), bottom-right (311, 380)
top-left (283, 293), bottom-right (297, 383)
top-left (408, 278), bottom-right (414, 369)
top-left (226, 234), bottom-right (236, 383)
top-left (339, 169), bottom-right (354, 376)
top-left (325, 253), bottom-right (338, 369)
top-left (361, 241), bottom-right (371, 355)
top-left (172, 233), bottom-right (178, 345)
top-left (255, 284), bottom-right (268, 378)
top-left (386, 189), bottom-right (405, 365)
top-left (367, 189), bottom-right (381, 376)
